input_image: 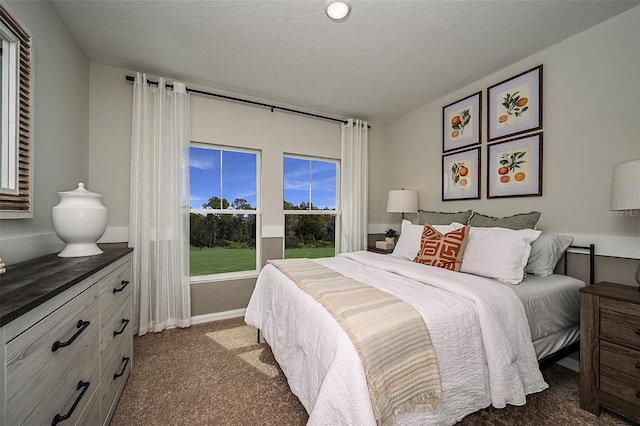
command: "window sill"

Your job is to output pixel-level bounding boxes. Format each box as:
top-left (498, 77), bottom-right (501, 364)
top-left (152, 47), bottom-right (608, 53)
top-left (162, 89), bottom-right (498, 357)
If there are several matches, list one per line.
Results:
top-left (190, 270), bottom-right (260, 284)
top-left (0, 210), bottom-right (34, 219)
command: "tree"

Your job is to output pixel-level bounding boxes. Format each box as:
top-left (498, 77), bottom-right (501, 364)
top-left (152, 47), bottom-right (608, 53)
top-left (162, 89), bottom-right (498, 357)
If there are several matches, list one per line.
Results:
top-left (203, 196), bottom-right (229, 210)
top-left (190, 213), bottom-right (208, 249)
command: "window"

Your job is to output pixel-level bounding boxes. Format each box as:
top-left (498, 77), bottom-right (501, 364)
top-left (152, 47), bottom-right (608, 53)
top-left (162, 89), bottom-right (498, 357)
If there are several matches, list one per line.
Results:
top-left (0, 4), bottom-right (32, 218)
top-left (283, 155), bottom-right (339, 258)
top-left (189, 144), bottom-right (260, 279)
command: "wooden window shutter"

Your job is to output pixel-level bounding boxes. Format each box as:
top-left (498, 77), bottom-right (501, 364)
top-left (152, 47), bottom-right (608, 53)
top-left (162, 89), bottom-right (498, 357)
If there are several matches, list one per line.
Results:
top-left (0, 4), bottom-right (32, 214)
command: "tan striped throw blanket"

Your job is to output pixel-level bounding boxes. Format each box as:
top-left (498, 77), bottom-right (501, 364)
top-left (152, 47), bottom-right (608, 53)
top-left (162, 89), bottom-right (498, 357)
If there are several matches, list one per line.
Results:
top-left (268, 258), bottom-right (442, 426)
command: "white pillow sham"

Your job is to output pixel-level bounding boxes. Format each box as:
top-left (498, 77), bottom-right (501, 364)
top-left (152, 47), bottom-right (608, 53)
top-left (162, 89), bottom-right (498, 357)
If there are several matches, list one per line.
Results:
top-left (525, 233), bottom-right (573, 277)
top-left (458, 224), bottom-right (542, 284)
top-left (390, 220), bottom-right (465, 261)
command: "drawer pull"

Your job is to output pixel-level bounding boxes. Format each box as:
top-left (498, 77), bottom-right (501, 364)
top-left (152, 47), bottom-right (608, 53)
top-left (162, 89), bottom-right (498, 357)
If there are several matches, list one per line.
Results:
top-left (113, 318), bottom-right (130, 337)
top-left (637, 328), bottom-right (640, 336)
top-left (114, 356), bottom-right (130, 380)
top-left (636, 361), bottom-right (640, 369)
top-left (52, 320), bottom-right (90, 352)
top-left (637, 390), bottom-right (640, 399)
top-left (113, 280), bottom-right (130, 293)
top-left (52, 380), bottom-right (90, 426)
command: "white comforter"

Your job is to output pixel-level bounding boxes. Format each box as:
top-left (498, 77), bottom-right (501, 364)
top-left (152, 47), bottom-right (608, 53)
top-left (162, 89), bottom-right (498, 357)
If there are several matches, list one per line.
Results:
top-left (245, 251), bottom-right (547, 425)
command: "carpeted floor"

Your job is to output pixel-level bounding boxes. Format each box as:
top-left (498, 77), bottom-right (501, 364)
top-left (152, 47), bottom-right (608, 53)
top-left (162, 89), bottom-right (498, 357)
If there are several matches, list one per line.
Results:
top-left (111, 317), bottom-right (637, 426)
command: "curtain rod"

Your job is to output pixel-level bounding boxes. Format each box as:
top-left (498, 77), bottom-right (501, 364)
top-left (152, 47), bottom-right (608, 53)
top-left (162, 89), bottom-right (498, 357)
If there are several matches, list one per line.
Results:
top-left (124, 75), bottom-right (370, 128)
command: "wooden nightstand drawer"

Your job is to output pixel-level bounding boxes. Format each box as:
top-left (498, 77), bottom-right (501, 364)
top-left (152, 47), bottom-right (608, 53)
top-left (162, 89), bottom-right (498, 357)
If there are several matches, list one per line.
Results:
top-left (601, 308), bottom-right (640, 350)
top-left (580, 281), bottom-right (640, 423)
top-left (601, 341), bottom-right (640, 380)
top-left (601, 366), bottom-right (640, 408)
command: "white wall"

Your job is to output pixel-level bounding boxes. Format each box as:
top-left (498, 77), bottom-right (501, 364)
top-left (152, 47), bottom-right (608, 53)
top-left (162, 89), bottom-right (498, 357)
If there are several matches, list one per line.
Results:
top-left (0, 1), bottom-right (89, 265)
top-left (370, 7), bottom-right (640, 258)
top-left (88, 62), bottom-right (133, 243)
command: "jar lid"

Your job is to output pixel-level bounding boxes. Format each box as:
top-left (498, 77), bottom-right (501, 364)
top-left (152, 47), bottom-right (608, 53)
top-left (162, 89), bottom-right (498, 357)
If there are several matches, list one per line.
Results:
top-left (58, 183), bottom-right (103, 198)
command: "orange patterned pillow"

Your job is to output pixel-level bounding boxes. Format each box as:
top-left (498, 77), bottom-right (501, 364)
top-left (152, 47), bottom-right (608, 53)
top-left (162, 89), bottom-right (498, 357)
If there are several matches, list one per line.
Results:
top-left (413, 224), bottom-right (470, 271)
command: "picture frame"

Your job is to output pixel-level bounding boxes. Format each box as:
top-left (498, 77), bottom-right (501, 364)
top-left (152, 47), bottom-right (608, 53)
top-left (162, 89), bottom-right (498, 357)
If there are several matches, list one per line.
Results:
top-left (487, 132), bottom-right (543, 198)
top-left (487, 65), bottom-right (542, 142)
top-left (442, 146), bottom-right (481, 201)
top-left (442, 91), bottom-right (482, 153)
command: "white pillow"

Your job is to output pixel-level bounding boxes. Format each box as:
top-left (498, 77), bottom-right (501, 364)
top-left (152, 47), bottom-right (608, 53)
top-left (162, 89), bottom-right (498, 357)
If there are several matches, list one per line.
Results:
top-left (525, 233), bottom-right (573, 277)
top-left (459, 225), bottom-right (542, 284)
top-left (391, 220), bottom-right (465, 261)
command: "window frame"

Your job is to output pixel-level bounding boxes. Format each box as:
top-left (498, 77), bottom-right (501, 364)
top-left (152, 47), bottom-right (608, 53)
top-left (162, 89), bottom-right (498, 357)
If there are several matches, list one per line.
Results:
top-left (189, 142), bottom-right (261, 283)
top-left (0, 21), bottom-right (19, 196)
top-left (0, 4), bottom-right (33, 218)
top-left (283, 153), bottom-right (341, 256)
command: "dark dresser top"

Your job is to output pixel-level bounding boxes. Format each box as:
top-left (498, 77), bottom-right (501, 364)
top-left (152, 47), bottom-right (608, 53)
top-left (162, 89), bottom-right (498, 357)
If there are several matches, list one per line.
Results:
top-left (0, 243), bottom-right (132, 327)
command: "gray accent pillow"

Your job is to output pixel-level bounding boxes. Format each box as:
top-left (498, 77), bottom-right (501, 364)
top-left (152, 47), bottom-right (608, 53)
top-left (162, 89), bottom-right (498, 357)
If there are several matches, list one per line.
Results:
top-left (525, 233), bottom-right (574, 277)
top-left (417, 210), bottom-right (473, 226)
top-left (468, 211), bottom-right (541, 230)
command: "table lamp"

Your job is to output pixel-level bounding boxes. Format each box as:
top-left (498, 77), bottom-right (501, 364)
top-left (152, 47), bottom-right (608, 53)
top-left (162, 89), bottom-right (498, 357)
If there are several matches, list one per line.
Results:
top-left (609, 159), bottom-right (640, 288)
top-left (387, 189), bottom-right (418, 230)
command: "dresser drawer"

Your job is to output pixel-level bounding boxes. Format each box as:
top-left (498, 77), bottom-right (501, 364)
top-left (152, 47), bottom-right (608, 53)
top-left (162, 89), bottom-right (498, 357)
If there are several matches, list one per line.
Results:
top-left (98, 260), bottom-right (132, 322)
top-left (74, 381), bottom-right (101, 426)
top-left (601, 365), bottom-right (640, 409)
top-left (6, 287), bottom-right (99, 425)
top-left (101, 312), bottom-right (132, 388)
top-left (600, 308), bottom-right (640, 350)
top-left (12, 337), bottom-right (100, 426)
top-left (101, 294), bottom-right (132, 353)
top-left (101, 331), bottom-right (132, 425)
top-left (601, 340), bottom-right (640, 380)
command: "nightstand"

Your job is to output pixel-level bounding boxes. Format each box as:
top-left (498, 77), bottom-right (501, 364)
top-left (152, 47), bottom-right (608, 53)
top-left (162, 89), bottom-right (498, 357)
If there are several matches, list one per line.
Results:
top-left (367, 246), bottom-right (393, 254)
top-left (580, 282), bottom-right (640, 423)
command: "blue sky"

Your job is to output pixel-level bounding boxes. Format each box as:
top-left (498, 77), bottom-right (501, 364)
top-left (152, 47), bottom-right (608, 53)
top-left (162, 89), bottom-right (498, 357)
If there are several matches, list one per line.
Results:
top-left (283, 157), bottom-right (336, 210)
top-left (189, 147), bottom-right (336, 210)
top-left (189, 147), bottom-right (257, 209)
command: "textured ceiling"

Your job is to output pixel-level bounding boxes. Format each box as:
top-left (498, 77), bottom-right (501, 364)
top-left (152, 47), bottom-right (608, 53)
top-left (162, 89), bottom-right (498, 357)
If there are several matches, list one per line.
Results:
top-left (51, 0), bottom-right (639, 123)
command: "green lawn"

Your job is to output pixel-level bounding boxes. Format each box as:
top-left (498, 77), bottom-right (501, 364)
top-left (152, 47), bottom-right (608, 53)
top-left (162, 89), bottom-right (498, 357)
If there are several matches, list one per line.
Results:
top-left (190, 246), bottom-right (335, 276)
top-left (190, 247), bottom-right (256, 276)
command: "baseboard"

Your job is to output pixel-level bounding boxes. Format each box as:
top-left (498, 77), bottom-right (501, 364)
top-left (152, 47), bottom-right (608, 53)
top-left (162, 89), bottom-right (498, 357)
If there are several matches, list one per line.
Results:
top-left (191, 308), bottom-right (247, 325)
top-left (556, 356), bottom-right (579, 372)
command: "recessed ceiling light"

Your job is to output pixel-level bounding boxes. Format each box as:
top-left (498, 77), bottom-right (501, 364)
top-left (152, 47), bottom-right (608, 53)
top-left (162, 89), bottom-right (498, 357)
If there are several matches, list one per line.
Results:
top-left (325, 0), bottom-right (351, 22)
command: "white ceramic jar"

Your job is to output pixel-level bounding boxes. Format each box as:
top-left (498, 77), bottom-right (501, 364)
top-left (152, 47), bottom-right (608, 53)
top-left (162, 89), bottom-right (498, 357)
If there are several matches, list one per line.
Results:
top-left (52, 183), bottom-right (108, 257)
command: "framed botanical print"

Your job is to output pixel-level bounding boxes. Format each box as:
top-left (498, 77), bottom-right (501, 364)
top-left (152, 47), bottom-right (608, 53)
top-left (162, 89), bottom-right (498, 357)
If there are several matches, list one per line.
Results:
top-left (442, 91), bottom-right (482, 153)
top-left (487, 65), bottom-right (542, 142)
top-left (442, 147), bottom-right (480, 201)
top-left (487, 133), bottom-right (543, 198)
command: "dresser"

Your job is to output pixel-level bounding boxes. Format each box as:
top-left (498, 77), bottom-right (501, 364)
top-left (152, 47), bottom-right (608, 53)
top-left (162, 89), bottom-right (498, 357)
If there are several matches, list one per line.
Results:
top-left (580, 282), bottom-right (640, 423)
top-left (0, 244), bottom-right (133, 426)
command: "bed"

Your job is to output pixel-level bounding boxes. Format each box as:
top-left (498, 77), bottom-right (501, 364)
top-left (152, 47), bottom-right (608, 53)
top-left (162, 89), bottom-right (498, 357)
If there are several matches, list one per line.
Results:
top-left (245, 221), bottom-right (592, 425)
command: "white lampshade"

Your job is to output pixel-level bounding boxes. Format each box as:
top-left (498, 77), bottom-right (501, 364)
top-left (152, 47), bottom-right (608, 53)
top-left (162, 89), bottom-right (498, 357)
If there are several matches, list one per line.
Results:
top-left (387, 189), bottom-right (418, 213)
top-left (610, 159), bottom-right (640, 210)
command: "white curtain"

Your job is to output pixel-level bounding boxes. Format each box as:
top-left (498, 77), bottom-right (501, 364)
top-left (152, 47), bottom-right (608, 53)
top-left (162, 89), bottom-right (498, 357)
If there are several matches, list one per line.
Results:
top-left (340, 119), bottom-right (369, 252)
top-left (129, 72), bottom-right (191, 336)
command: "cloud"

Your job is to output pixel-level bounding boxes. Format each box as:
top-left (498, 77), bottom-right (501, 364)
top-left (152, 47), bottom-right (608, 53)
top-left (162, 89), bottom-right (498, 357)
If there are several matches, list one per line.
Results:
top-left (283, 177), bottom-right (309, 190)
top-left (234, 189), bottom-right (257, 199)
top-left (189, 158), bottom-right (216, 170)
top-left (284, 160), bottom-right (337, 196)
